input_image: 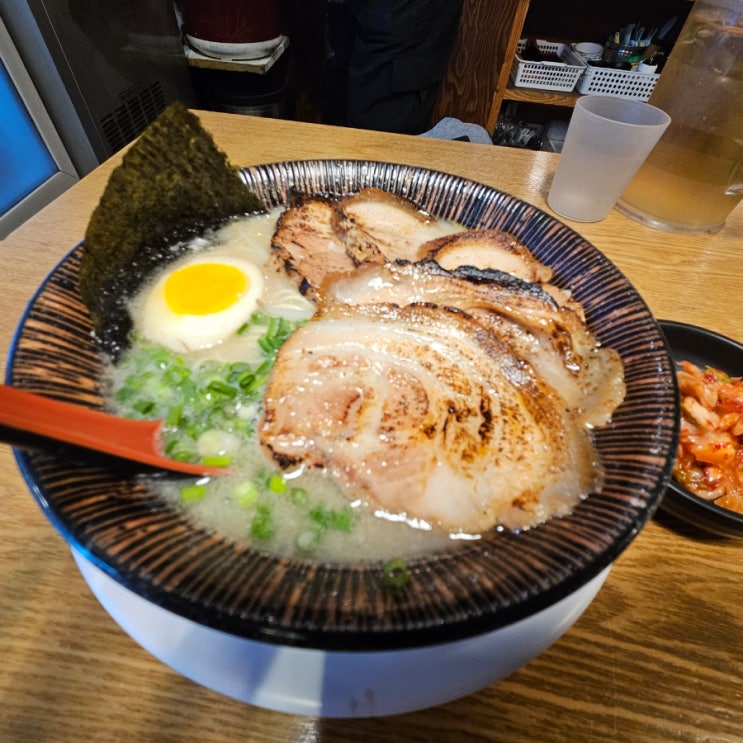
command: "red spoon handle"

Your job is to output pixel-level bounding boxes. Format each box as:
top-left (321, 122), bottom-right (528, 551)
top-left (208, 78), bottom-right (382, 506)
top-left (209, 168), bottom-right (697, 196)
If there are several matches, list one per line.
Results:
top-left (0, 384), bottom-right (224, 477)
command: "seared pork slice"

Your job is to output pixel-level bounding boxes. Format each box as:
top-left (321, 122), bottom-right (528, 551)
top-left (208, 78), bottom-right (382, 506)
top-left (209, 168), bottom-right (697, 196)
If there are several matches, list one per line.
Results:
top-left (420, 228), bottom-right (553, 283)
top-left (335, 187), bottom-right (457, 263)
top-left (420, 228), bottom-right (587, 318)
top-left (260, 302), bottom-right (602, 533)
top-left (324, 261), bottom-right (625, 427)
top-left (269, 193), bottom-right (356, 300)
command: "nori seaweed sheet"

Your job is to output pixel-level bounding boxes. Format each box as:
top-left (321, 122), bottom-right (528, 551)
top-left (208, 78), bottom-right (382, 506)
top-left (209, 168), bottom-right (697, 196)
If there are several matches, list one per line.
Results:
top-left (80, 102), bottom-right (264, 357)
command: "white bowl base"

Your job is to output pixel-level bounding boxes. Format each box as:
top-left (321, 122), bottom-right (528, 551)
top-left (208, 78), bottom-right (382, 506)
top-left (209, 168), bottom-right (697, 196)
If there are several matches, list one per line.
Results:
top-left (73, 549), bottom-right (610, 718)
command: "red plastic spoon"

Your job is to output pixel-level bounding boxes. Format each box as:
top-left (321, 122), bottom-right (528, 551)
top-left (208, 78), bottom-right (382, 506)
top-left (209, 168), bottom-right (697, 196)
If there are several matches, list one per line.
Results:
top-left (0, 384), bottom-right (227, 477)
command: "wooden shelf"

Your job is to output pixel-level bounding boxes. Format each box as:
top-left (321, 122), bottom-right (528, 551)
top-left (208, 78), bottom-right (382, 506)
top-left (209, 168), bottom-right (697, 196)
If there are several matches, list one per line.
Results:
top-left (503, 83), bottom-right (580, 107)
top-left (441, 0), bottom-right (695, 133)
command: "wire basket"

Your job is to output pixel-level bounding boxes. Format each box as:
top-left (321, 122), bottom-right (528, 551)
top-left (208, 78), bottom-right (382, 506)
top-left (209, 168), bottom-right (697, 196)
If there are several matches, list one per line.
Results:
top-left (511, 40), bottom-right (586, 92)
top-left (576, 65), bottom-right (660, 101)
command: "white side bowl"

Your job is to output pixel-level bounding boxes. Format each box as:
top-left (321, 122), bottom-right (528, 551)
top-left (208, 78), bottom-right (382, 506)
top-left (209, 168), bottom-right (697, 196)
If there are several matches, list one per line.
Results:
top-left (73, 548), bottom-right (610, 718)
top-left (572, 42), bottom-right (604, 61)
top-left (185, 33), bottom-right (283, 60)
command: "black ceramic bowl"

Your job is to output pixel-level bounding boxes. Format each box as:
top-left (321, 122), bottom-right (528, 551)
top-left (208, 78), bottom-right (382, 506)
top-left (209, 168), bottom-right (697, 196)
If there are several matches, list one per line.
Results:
top-left (659, 319), bottom-right (743, 539)
top-left (7, 160), bottom-right (678, 716)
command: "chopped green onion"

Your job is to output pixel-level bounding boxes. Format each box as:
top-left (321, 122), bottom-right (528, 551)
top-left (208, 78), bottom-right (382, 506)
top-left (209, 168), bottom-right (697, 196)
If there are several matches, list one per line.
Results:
top-left (250, 503), bottom-right (276, 540)
top-left (165, 404), bottom-right (184, 427)
top-left (382, 557), bottom-right (410, 590)
top-left (149, 347), bottom-right (174, 367)
top-left (206, 379), bottom-right (238, 399)
top-left (309, 504), bottom-right (354, 532)
top-left (269, 474), bottom-right (287, 494)
top-left (257, 335), bottom-right (274, 354)
top-left (244, 372), bottom-right (270, 394)
top-left (228, 362), bottom-right (253, 387)
top-left (169, 446), bottom-right (196, 462)
top-left (256, 315), bottom-right (299, 356)
top-left (180, 483), bottom-right (207, 504)
top-left (202, 454), bottom-right (232, 467)
top-left (114, 386), bottom-right (137, 403)
top-left (255, 360), bottom-right (273, 376)
top-left (290, 487), bottom-right (309, 507)
top-left (234, 480), bottom-right (259, 508)
top-left (132, 399), bottom-right (155, 415)
top-left (330, 508), bottom-right (354, 532)
top-left (236, 370), bottom-right (256, 389)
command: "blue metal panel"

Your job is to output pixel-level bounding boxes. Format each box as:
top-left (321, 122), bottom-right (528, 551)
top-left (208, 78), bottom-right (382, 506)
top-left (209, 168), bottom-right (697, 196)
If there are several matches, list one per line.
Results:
top-left (0, 55), bottom-right (57, 214)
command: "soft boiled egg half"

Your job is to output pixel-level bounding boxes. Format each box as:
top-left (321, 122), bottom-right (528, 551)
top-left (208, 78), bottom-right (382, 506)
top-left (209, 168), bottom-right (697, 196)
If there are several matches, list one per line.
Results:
top-left (138, 254), bottom-right (265, 353)
top-left (131, 212), bottom-right (316, 360)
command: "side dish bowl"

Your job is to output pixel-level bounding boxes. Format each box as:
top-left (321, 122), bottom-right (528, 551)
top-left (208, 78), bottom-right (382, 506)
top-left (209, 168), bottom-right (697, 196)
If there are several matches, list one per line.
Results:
top-left (7, 160), bottom-right (678, 717)
top-left (659, 319), bottom-right (743, 539)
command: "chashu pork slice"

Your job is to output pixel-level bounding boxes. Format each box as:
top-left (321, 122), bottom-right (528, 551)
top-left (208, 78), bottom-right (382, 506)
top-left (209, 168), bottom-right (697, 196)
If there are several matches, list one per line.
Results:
top-left (269, 188), bottom-right (460, 298)
top-left (259, 301), bottom-right (603, 534)
top-left (324, 260), bottom-right (626, 428)
top-left (335, 187), bottom-right (458, 264)
top-left (419, 227), bottom-right (588, 320)
top-left (419, 228), bottom-right (553, 283)
top-left (269, 193), bottom-right (357, 300)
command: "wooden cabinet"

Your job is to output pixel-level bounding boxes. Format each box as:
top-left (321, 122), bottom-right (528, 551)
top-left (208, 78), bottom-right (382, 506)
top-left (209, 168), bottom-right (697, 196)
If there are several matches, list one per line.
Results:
top-left (431, 0), bottom-right (529, 133)
top-left (433, 0), bottom-right (692, 134)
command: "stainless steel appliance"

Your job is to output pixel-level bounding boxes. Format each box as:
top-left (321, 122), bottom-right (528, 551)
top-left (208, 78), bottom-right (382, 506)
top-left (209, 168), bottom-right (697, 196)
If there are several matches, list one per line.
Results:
top-left (0, 0), bottom-right (194, 236)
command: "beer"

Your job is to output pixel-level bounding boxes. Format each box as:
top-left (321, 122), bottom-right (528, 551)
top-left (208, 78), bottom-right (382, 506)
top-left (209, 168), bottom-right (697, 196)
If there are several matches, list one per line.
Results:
top-left (618, 0), bottom-right (743, 234)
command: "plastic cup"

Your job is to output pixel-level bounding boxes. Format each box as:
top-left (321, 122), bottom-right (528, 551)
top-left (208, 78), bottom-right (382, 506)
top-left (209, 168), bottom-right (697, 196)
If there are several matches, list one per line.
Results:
top-left (547, 96), bottom-right (671, 222)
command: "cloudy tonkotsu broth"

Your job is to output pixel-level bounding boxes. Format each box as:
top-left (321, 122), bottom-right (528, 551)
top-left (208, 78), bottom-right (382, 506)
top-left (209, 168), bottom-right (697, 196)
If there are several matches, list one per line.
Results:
top-left (107, 210), bottom-right (462, 563)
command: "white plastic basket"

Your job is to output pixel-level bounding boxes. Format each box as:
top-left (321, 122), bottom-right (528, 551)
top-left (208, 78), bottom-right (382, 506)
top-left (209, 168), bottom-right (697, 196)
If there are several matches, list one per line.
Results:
top-left (576, 65), bottom-right (660, 101)
top-left (511, 40), bottom-right (586, 92)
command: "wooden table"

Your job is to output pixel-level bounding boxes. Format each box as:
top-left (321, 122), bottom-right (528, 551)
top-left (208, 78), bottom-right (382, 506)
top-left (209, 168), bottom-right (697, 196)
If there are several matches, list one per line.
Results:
top-left (1, 111), bottom-right (741, 742)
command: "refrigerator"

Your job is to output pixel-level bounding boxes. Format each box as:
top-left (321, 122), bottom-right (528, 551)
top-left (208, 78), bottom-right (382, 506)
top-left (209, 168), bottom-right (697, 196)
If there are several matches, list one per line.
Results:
top-left (0, 0), bottom-right (195, 238)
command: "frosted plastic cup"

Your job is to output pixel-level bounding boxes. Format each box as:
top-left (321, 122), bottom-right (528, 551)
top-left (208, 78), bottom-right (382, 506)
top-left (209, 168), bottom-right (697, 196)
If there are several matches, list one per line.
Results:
top-left (547, 96), bottom-right (671, 222)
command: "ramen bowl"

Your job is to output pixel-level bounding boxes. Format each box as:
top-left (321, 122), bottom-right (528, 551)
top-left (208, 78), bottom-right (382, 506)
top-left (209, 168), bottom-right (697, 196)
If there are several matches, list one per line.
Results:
top-left (7, 160), bottom-right (678, 717)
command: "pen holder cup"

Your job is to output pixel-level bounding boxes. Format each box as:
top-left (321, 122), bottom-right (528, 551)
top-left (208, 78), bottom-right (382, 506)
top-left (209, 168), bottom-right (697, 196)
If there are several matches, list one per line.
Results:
top-left (602, 41), bottom-right (648, 67)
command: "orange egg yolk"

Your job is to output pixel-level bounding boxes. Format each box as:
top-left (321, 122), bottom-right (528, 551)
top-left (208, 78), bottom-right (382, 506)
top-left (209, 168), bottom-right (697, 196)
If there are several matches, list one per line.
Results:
top-left (164, 263), bottom-right (248, 315)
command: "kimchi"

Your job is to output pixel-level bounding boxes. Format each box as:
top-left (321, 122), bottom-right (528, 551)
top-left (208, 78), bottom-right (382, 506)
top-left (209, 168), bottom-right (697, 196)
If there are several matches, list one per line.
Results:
top-left (674, 361), bottom-right (743, 514)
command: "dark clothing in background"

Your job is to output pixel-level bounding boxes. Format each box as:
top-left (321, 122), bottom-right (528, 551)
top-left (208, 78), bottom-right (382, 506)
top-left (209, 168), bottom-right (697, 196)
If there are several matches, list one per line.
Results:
top-left (323, 0), bottom-right (464, 134)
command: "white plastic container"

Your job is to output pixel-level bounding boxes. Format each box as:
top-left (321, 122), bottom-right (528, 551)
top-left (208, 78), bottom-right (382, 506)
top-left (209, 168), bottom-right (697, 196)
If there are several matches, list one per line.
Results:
top-left (511, 40), bottom-right (586, 92)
